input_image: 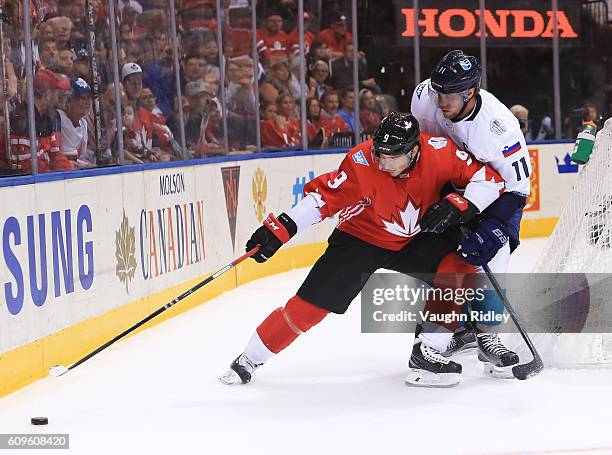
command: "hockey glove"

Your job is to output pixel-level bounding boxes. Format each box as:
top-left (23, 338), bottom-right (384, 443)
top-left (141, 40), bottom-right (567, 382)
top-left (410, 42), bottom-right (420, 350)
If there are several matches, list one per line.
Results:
top-left (457, 218), bottom-right (509, 266)
top-left (420, 193), bottom-right (478, 234)
top-left (246, 213), bottom-right (298, 263)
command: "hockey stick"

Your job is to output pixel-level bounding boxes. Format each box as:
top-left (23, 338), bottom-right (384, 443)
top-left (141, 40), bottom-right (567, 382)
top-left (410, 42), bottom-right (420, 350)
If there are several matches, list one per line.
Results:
top-left (0, 7), bottom-right (15, 171)
top-left (50, 246), bottom-right (260, 377)
top-left (84, 0), bottom-right (103, 165)
top-left (482, 263), bottom-right (544, 380)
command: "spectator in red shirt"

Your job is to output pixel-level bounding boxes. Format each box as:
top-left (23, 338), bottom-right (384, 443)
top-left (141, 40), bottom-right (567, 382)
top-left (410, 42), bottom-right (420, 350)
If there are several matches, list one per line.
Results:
top-left (319, 89), bottom-right (350, 134)
top-left (276, 92), bottom-right (299, 122)
top-left (9, 68), bottom-right (75, 173)
top-left (287, 11), bottom-right (315, 57)
top-left (256, 11), bottom-right (288, 67)
top-left (224, 5), bottom-right (258, 59)
top-left (359, 88), bottom-right (382, 134)
top-left (317, 12), bottom-right (352, 60)
top-left (260, 98), bottom-right (300, 149)
top-left (306, 96), bottom-right (328, 147)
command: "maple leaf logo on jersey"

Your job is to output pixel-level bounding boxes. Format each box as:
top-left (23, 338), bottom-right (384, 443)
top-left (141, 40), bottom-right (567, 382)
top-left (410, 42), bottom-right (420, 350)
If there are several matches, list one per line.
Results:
top-left (381, 199), bottom-right (421, 238)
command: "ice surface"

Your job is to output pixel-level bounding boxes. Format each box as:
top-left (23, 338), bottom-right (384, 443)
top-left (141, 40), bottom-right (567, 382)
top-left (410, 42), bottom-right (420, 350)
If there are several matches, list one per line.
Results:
top-left (1, 239), bottom-right (612, 455)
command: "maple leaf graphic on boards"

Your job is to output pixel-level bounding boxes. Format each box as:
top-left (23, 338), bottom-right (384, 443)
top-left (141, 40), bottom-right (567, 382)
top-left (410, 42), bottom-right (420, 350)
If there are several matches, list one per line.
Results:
top-left (115, 210), bottom-right (138, 292)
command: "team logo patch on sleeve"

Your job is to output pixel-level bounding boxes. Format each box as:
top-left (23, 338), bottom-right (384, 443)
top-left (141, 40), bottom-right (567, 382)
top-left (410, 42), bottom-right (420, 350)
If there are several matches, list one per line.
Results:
top-left (415, 82), bottom-right (426, 99)
top-left (352, 150), bottom-right (369, 166)
top-left (502, 141), bottom-right (521, 157)
top-left (427, 137), bottom-right (448, 149)
top-left (490, 119), bottom-right (506, 136)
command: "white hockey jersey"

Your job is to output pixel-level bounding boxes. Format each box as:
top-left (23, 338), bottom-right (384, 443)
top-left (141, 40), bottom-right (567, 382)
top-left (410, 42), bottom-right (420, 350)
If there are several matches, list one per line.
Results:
top-left (411, 79), bottom-right (531, 197)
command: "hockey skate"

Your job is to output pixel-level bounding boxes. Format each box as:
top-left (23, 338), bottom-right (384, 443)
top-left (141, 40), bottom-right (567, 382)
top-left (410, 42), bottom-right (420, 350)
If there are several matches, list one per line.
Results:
top-left (476, 331), bottom-right (519, 379)
top-left (219, 353), bottom-right (262, 385)
top-left (442, 326), bottom-right (477, 357)
top-left (406, 340), bottom-right (463, 387)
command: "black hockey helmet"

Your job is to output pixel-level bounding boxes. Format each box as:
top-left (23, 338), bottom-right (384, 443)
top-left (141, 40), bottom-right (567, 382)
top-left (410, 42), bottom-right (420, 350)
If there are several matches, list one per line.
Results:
top-left (430, 50), bottom-right (481, 94)
top-left (372, 112), bottom-right (420, 156)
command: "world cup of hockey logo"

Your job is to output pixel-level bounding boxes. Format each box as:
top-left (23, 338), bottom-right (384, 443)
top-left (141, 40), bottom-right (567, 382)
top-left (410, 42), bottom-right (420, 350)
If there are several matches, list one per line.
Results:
top-left (252, 167), bottom-right (267, 222)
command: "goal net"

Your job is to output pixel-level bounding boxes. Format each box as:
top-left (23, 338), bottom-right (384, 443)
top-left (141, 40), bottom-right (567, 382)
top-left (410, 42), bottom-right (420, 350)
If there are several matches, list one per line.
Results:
top-left (510, 118), bottom-right (612, 367)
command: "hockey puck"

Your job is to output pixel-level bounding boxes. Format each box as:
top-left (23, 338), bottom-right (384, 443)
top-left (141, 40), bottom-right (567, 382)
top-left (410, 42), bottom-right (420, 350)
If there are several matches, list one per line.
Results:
top-left (31, 417), bottom-right (48, 425)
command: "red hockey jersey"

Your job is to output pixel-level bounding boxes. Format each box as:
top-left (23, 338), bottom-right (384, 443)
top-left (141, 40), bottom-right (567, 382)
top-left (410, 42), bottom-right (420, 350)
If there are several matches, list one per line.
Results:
top-left (303, 134), bottom-right (504, 251)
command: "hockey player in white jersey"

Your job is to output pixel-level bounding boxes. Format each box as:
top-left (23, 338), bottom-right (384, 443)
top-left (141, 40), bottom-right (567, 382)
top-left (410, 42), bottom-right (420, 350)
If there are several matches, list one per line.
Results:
top-left (411, 50), bottom-right (530, 377)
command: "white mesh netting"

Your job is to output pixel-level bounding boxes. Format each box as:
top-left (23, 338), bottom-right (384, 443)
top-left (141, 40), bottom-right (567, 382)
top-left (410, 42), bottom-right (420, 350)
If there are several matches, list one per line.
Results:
top-left (507, 118), bottom-right (612, 367)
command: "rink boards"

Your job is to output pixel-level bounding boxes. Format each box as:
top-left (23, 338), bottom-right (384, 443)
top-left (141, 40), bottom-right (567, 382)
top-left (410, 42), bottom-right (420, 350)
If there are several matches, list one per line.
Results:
top-left (0, 141), bottom-right (577, 397)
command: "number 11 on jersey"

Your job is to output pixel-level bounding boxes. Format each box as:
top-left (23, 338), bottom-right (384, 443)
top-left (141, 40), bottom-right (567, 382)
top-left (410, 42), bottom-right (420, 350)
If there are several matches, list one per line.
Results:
top-left (511, 157), bottom-right (530, 181)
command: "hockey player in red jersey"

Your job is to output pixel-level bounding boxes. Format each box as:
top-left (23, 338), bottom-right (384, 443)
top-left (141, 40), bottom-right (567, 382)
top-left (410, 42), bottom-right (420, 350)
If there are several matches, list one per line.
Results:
top-left (220, 112), bottom-right (505, 387)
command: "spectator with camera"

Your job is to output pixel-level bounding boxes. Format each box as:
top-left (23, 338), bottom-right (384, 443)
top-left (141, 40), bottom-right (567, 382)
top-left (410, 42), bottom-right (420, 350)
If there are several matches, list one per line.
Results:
top-left (184, 80), bottom-right (217, 151)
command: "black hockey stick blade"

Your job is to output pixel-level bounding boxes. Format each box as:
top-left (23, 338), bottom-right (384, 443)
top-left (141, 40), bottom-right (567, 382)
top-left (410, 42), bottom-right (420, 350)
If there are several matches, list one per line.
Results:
top-left (481, 264), bottom-right (544, 380)
top-left (512, 356), bottom-right (544, 380)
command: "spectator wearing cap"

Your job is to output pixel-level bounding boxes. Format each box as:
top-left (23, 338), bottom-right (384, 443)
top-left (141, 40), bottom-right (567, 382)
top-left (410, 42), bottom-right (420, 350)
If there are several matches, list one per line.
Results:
top-left (184, 80), bottom-right (217, 150)
top-left (256, 11), bottom-right (288, 67)
top-left (59, 77), bottom-right (95, 168)
top-left (317, 12), bottom-right (352, 60)
top-left (9, 68), bottom-right (75, 172)
top-left (330, 41), bottom-right (380, 94)
top-left (122, 62), bottom-right (144, 103)
top-left (287, 12), bottom-right (315, 57)
top-left (320, 89), bottom-right (350, 134)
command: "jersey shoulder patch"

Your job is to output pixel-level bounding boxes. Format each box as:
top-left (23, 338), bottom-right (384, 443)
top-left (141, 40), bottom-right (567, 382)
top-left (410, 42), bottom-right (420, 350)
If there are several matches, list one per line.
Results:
top-left (427, 137), bottom-right (448, 150)
top-left (352, 149), bottom-right (369, 166)
top-left (490, 119), bottom-right (506, 136)
top-left (501, 141), bottom-right (522, 158)
top-left (415, 82), bottom-right (426, 99)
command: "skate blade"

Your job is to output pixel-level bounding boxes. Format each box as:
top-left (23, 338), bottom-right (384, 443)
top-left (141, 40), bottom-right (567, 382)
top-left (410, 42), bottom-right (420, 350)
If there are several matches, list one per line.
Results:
top-left (219, 368), bottom-right (244, 385)
top-left (405, 368), bottom-right (460, 388)
top-left (482, 362), bottom-right (515, 379)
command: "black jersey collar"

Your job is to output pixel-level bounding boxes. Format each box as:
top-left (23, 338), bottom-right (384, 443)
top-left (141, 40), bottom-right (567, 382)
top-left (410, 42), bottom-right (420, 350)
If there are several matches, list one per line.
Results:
top-left (452, 93), bottom-right (482, 123)
top-left (465, 94), bottom-right (482, 121)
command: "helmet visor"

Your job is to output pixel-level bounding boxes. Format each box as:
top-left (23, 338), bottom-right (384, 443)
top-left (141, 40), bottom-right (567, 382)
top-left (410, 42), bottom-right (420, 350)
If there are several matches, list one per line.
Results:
top-left (428, 84), bottom-right (469, 105)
